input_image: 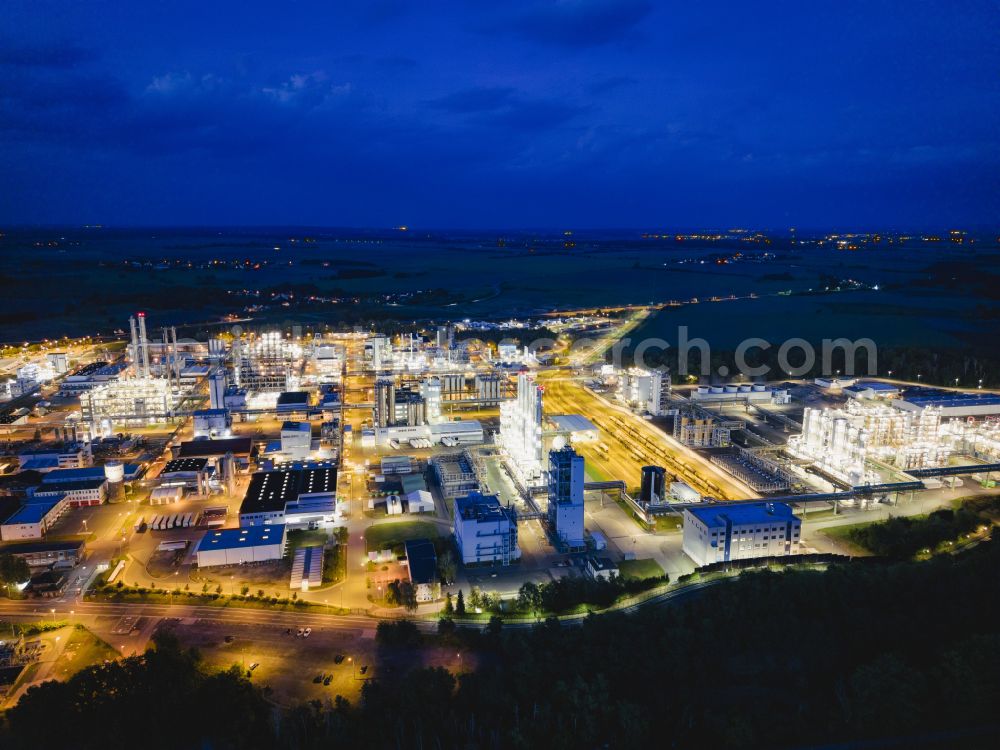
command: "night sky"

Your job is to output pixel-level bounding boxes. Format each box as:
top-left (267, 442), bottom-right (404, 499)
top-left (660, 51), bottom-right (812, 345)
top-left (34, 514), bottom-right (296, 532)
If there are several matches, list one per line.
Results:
top-left (3, 1), bottom-right (998, 229)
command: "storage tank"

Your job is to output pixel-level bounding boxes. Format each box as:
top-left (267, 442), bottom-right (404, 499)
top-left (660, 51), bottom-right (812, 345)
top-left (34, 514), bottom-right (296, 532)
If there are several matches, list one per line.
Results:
top-left (104, 460), bottom-right (125, 502)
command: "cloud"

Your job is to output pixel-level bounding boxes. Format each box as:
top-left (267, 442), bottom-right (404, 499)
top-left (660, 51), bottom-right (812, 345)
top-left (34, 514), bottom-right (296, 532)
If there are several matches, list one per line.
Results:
top-left (497, 0), bottom-right (652, 48)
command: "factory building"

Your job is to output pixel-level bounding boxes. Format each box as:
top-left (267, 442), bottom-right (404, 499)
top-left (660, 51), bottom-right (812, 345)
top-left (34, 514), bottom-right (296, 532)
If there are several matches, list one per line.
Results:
top-left (1, 495), bottom-right (71, 541)
top-left (280, 421), bottom-right (312, 460)
top-left (453, 492), bottom-right (520, 567)
top-left (46, 351), bottom-right (69, 374)
top-left (81, 376), bottom-right (174, 433)
top-left (238, 465), bottom-right (339, 528)
top-left (498, 371), bottom-right (544, 487)
top-left (547, 447), bottom-right (585, 550)
top-left (619, 368), bottom-right (671, 416)
top-left (371, 420), bottom-right (484, 449)
top-left (18, 442), bottom-right (92, 470)
top-left (691, 383), bottom-right (790, 404)
top-left (195, 524), bottom-right (287, 567)
top-left (31, 478), bottom-right (107, 508)
top-left (419, 378), bottom-right (443, 423)
top-left (208, 370), bottom-right (227, 409)
top-left (159, 458), bottom-right (213, 494)
top-left (682, 502), bottom-right (801, 567)
top-left (0, 539), bottom-right (85, 570)
top-left (193, 408), bottom-right (231, 438)
top-left (892, 390), bottom-right (1000, 419)
top-left (59, 361), bottom-right (127, 395)
top-left (177, 437), bottom-right (257, 474)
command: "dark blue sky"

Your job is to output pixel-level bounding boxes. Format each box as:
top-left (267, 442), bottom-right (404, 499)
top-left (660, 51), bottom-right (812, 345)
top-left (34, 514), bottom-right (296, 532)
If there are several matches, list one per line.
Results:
top-left (3, 1), bottom-right (998, 229)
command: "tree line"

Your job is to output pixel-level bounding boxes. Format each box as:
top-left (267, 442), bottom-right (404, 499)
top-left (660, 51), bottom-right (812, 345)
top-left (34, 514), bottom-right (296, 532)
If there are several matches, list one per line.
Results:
top-left (4, 538), bottom-right (1000, 748)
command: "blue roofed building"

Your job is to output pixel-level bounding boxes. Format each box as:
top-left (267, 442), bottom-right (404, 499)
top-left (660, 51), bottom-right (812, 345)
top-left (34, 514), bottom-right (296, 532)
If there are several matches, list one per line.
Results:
top-left (682, 502), bottom-right (801, 567)
top-left (0, 494), bottom-right (71, 541)
top-left (195, 524), bottom-right (287, 567)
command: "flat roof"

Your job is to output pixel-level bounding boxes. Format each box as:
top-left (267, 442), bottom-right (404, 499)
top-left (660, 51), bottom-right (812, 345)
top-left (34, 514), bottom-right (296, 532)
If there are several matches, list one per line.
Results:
top-left (241, 471), bottom-right (300, 514)
top-left (852, 381), bottom-right (899, 391)
top-left (0, 539), bottom-right (85, 554)
top-left (404, 538), bottom-right (437, 584)
top-left (299, 466), bottom-right (338, 495)
top-left (41, 467), bottom-right (107, 484)
top-left (281, 421), bottom-right (310, 432)
top-left (899, 388), bottom-right (1000, 409)
top-left (548, 414), bottom-right (599, 432)
top-left (194, 408), bottom-right (229, 416)
top-left (33, 478), bottom-right (106, 492)
top-left (455, 492), bottom-right (511, 523)
top-left (19, 458), bottom-right (60, 471)
top-left (3, 496), bottom-right (65, 525)
top-left (276, 391), bottom-right (309, 406)
top-left (162, 457), bottom-right (209, 474)
top-left (178, 437), bottom-right (254, 458)
top-left (588, 556), bottom-right (618, 571)
top-left (197, 524), bottom-right (286, 552)
top-left (687, 501), bottom-right (796, 529)
top-left (429, 420), bottom-right (482, 434)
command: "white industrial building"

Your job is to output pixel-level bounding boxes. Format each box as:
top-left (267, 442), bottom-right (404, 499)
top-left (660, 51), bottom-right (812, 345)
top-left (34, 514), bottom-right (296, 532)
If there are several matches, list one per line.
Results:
top-left (31, 478), bottom-right (107, 508)
top-left (691, 383), bottom-right (790, 404)
top-left (453, 492), bottom-right (520, 566)
top-left (682, 502), bottom-right (801, 567)
top-left (193, 408), bottom-right (231, 438)
top-left (195, 524), bottom-right (287, 567)
top-left (280, 421), bottom-right (312, 460)
top-left (547, 447), bottom-right (585, 550)
top-left (371, 420), bottom-right (484, 449)
top-left (18, 442), bottom-right (92, 470)
top-left (619, 368), bottom-right (671, 415)
top-left (498, 371), bottom-right (544, 487)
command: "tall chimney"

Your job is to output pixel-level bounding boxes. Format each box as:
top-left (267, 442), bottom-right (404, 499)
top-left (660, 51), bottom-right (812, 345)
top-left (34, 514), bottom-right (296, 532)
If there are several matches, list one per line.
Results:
top-left (137, 313), bottom-right (151, 379)
top-left (129, 316), bottom-right (139, 376)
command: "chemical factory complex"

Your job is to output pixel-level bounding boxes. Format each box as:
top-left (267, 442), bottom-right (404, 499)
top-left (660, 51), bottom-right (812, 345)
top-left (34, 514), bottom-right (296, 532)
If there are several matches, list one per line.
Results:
top-left (2, 311), bottom-right (999, 639)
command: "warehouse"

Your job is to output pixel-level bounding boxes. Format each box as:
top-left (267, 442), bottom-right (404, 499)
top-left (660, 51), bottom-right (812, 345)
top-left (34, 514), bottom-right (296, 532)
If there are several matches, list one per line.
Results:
top-left (195, 524), bottom-right (287, 567)
top-left (239, 465), bottom-right (338, 527)
top-left (893, 389), bottom-right (1000, 418)
top-left (0, 495), bottom-right (71, 541)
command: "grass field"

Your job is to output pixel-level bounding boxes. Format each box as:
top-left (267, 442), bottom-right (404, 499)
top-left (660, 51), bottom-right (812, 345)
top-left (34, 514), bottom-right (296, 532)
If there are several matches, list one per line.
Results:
top-left (52, 625), bottom-right (118, 681)
top-left (364, 520), bottom-right (439, 551)
top-left (618, 558), bottom-right (665, 581)
top-left (819, 523), bottom-right (877, 555)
